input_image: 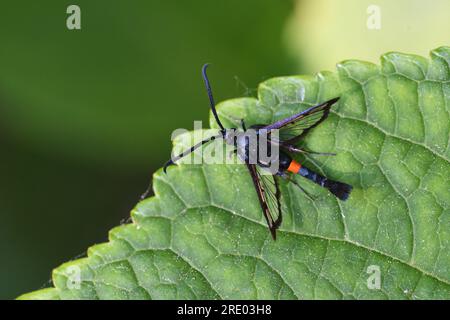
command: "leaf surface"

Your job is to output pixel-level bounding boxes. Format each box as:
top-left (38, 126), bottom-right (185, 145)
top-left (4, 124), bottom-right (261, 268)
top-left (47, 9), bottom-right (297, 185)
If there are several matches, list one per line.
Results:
top-left (19, 47), bottom-right (450, 300)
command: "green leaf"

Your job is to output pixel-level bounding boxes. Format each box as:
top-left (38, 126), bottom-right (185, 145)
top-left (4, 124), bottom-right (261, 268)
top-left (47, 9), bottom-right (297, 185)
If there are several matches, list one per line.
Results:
top-left (19, 47), bottom-right (450, 300)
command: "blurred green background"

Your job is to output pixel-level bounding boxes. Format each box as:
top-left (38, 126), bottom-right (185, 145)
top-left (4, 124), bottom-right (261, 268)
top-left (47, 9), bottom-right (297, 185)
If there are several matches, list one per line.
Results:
top-left (0, 0), bottom-right (448, 299)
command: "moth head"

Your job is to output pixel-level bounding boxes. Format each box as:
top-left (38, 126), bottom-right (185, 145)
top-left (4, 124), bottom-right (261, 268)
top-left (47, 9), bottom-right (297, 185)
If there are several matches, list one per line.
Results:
top-left (224, 128), bottom-right (238, 145)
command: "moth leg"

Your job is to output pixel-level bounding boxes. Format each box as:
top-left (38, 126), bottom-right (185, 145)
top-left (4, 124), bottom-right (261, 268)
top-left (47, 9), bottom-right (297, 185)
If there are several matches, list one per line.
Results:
top-left (140, 183), bottom-right (152, 200)
top-left (282, 144), bottom-right (336, 156)
top-left (240, 119), bottom-right (247, 131)
top-left (278, 172), bottom-right (316, 201)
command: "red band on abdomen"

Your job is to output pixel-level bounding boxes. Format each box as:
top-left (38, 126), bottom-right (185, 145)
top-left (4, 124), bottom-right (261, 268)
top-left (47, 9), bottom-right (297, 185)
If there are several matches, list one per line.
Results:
top-left (287, 160), bottom-right (301, 174)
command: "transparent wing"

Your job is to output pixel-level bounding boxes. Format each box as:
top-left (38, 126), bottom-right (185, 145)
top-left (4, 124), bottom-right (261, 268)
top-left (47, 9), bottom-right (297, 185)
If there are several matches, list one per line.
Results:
top-left (246, 163), bottom-right (282, 239)
top-left (263, 98), bottom-right (339, 144)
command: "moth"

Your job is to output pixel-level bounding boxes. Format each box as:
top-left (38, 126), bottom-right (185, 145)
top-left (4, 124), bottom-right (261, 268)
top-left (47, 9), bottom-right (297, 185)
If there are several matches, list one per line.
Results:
top-left (163, 65), bottom-right (352, 239)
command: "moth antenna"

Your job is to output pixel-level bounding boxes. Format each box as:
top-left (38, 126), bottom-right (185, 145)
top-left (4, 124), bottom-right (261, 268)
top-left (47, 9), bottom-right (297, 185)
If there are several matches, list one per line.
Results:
top-left (162, 134), bottom-right (221, 174)
top-left (202, 64), bottom-right (225, 132)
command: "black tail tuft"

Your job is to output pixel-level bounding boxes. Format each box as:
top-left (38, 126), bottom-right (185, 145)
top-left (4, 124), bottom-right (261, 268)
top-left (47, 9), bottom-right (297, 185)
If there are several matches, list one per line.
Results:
top-left (324, 180), bottom-right (352, 201)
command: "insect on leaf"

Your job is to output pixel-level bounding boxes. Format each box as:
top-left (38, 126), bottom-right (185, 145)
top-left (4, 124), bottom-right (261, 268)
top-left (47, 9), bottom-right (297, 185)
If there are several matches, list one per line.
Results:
top-left (19, 47), bottom-right (450, 300)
